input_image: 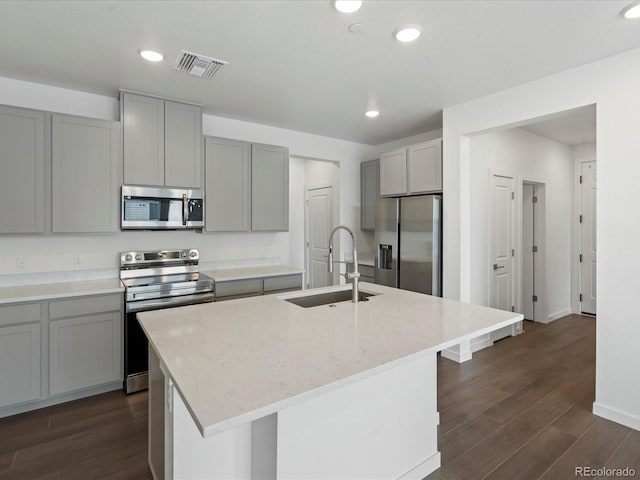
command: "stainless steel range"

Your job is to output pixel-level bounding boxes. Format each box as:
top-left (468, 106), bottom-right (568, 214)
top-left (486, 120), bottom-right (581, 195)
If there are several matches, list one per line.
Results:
top-left (120, 248), bottom-right (214, 394)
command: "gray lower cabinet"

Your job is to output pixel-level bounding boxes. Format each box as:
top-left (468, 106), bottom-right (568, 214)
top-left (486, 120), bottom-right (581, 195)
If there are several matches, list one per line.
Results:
top-left (205, 137), bottom-right (251, 231)
top-left (251, 143), bottom-right (289, 231)
top-left (360, 159), bottom-right (379, 231)
top-left (0, 303), bottom-right (42, 409)
top-left (204, 137), bottom-right (289, 232)
top-left (0, 105), bottom-right (45, 233)
top-left (122, 92), bottom-right (202, 188)
top-left (48, 294), bottom-right (122, 396)
top-left (52, 114), bottom-right (120, 233)
top-left (215, 274), bottom-right (302, 301)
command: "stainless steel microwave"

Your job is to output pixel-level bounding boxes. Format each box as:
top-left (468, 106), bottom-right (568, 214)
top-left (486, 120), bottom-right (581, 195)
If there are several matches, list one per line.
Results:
top-left (121, 185), bottom-right (204, 230)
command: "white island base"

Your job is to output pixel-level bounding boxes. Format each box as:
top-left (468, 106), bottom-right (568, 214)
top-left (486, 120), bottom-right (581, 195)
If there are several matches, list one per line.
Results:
top-left (150, 348), bottom-right (440, 480)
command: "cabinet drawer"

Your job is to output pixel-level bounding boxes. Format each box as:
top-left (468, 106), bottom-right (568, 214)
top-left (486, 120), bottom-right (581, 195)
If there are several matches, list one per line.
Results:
top-left (49, 294), bottom-right (122, 320)
top-left (215, 279), bottom-right (263, 299)
top-left (263, 274), bottom-right (302, 293)
top-left (0, 302), bottom-right (41, 327)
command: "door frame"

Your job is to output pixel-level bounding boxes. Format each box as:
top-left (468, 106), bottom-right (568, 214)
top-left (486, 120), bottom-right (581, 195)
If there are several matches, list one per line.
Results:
top-left (304, 183), bottom-right (336, 289)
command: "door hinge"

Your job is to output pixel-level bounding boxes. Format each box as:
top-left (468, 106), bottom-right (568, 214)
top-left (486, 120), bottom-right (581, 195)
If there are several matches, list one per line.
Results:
top-left (579, 214), bottom-right (583, 223)
top-left (532, 245), bottom-right (538, 253)
top-left (511, 191), bottom-right (515, 200)
top-left (579, 293), bottom-right (583, 302)
top-left (579, 175), bottom-right (583, 184)
top-left (511, 306), bottom-right (515, 312)
top-left (532, 295), bottom-right (538, 302)
top-left (579, 254), bottom-right (582, 262)
top-left (532, 196), bottom-right (538, 203)
top-left (512, 248), bottom-right (515, 257)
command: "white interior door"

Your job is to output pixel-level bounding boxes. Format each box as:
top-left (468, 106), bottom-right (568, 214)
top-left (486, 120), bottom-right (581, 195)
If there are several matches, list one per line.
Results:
top-left (580, 162), bottom-right (597, 314)
top-left (522, 183), bottom-right (535, 320)
top-left (490, 174), bottom-right (515, 313)
top-left (306, 186), bottom-right (333, 289)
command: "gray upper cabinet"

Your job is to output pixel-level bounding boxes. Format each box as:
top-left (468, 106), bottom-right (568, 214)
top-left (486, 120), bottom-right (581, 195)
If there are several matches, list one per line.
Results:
top-left (165, 101), bottom-right (202, 188)
top-left (122, 93), bottom-right (164, 186)
top-left (205, 137), bottom-right (251, 232)
top-left (0, 106), bottom-right (45, 233)
top-left (379, 149), bottom-right (407, 197)
top-left (52, 114), bottom-right (120, 233)
top-left (380, 138), bottom-right (442, 197)
top-left (122, 92), bottom-right (202, 188)
top-left (251, 143), bottom-right (289, 231)
top-left (360, 159), bottom-right (379, 231)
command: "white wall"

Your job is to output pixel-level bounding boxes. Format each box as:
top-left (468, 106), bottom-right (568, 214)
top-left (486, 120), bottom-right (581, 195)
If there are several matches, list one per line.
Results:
top-left (0, 76), bottom-right (373, 281)
top-left (443, 47), bottom-right (640, 430)
top-left (469, 128), bottom-right (573, 322)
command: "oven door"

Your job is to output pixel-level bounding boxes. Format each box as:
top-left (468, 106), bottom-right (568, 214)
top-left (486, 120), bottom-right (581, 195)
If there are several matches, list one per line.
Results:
top-left (124, 292), bottom-right (214, 394)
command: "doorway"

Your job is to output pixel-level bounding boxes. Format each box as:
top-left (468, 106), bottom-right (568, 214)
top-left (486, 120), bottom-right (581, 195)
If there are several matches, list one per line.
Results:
top-left (305, 185), bottom-right (334, 289)
top-left (522, 182), bottom-right (546, 322)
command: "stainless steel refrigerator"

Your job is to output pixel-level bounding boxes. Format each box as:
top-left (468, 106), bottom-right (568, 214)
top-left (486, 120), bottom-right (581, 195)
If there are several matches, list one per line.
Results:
top-left (374, 195), bottom-right (442, 296)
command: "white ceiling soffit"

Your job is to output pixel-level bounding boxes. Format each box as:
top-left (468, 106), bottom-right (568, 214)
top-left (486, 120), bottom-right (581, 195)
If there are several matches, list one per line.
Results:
top-left (0, 1), bottom-right (634, 145)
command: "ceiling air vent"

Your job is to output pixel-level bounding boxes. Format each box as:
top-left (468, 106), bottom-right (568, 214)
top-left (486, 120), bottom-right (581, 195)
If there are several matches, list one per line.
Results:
top-left (173, 50), bottom-right (228, 79)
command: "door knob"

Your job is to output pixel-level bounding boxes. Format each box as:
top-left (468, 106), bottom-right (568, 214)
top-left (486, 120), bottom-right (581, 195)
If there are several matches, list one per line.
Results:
top-left (493, 264), bottom-right (504, 270)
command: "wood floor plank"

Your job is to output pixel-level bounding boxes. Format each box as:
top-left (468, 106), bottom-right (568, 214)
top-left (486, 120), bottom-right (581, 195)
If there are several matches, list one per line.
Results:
top-left (594, 429), bottom-right (640, 480)
top-left (551, 391), bottom-right (596, 438)
top-left (482, 425), bottom-right (576, 480)
top-left (538, 418), bottom-right (631, 480)
top-left (0, 452), bottom-right (14, 474)
top-left (439, 414), bottom-right (503, 465)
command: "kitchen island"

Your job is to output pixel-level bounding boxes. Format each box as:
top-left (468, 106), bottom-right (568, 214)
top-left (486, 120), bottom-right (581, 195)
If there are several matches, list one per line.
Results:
top-left (139, 282), bottom-right (522, 480)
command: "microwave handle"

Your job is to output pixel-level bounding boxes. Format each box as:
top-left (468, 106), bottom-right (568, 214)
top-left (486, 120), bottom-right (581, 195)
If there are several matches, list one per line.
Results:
top-left (182, 193), bottom-right (188, 226)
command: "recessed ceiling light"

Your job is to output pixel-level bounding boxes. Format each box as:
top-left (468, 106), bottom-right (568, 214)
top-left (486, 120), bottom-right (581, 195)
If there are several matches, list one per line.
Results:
top-left (139, 49), bottom-right (164, 62)
top-left (334, 0), bottom-right (362, 14)
top-left (365, 110), bottom-right (379, 118)
top-left (621, 1), bottom-right (640, 19)
top-left (394, 25), bottom-right (422, 43)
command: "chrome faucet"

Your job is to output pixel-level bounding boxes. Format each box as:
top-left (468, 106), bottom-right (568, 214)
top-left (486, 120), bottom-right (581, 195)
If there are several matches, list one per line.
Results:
top-left (328, 225), bottom-right (360, 303)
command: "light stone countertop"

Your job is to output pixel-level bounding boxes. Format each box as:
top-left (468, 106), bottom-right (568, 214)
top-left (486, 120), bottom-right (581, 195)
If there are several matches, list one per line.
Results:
top-left (0, 278), bottom-right (124, 305)
top-left (203, 264), bottom-right (303, 282)
top-left (138, 282), bottom-right (522, 438)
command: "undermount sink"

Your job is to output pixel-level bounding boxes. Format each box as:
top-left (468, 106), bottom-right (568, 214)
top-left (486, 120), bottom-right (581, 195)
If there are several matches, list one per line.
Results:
top-left (285, 290), bottom-right (377, 308)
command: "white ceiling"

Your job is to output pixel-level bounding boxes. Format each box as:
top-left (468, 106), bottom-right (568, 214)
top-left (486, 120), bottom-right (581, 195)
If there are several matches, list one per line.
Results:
top-left (0, 1), bottom-right (635, 145)
top-left (520, 105), bottom-right (597, 146)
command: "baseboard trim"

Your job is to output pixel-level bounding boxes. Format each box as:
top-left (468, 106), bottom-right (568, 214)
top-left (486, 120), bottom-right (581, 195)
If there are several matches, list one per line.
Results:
top-left (0, 381), bottom-right (122, 419)
top-left (593, 402), bottom-right (640, 431)
top-left (398, 451), bottom-right (441, 480)
top-left (546, 308), bottom-right (572, 323)
top-left (441, 347), bottom-right (472, 363)
top-left (471, 335), bottom-right (493, 353)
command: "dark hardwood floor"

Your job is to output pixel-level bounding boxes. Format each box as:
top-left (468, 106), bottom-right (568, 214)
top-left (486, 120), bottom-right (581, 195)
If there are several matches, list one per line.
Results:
top-left (0, 314), bottom-right (637, 480)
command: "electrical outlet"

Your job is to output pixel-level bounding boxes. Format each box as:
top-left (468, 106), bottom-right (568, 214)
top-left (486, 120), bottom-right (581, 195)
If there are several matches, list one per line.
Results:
top-left (73, 255), bottom-right (82, 266)
top-left (16, 257), bottom-right (27, 272)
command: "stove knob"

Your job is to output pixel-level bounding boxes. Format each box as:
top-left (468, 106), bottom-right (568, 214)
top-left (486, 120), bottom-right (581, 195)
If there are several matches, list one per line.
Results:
top-left (189, 250), bottom-right (197, 258)
top-left (124, 254), bottom-right (132, 261)
top-left (135, 254), bottom-right (143, 261)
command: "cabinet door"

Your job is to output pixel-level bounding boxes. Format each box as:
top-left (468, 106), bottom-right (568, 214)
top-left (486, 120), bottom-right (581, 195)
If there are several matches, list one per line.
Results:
top-left (123, 93), bottom-right (165, 185)
top-left (0, 323), bottom-right (41, 408)
top-left (205, 137), bottom-right (251, 231)
top-left (52, 114), bottom-right (120, 232)
top-left (165, 101), bottom-right (202, 188)
top-left (408, 139), bottom-right (442, 194)
top-left (360, 159), bottom-right (379, 230)
top-left (50, 312), bottom-right (121, 395)
top-left (251, 144), bottom-right (289, 231)
top-left (0, 106), bottom-right (45, 233)
top-left (379, 149), bottom-right (407, 197)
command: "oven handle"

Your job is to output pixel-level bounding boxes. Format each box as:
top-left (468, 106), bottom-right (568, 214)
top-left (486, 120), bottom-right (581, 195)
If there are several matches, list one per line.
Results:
top-left (126, 292), bottom-right (214, 313)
